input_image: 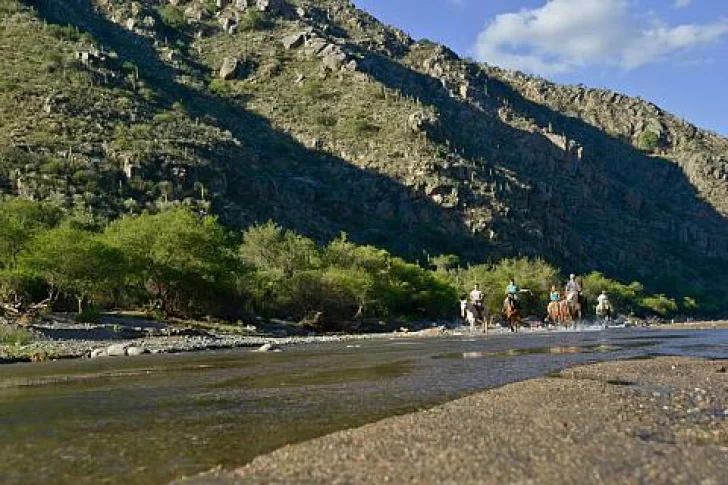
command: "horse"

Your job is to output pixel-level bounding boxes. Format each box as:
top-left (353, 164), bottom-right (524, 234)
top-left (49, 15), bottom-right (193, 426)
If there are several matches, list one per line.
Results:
top-left (460, 300), bottom-right (488, 333)
top-left (596, 301), bottom-right (613, 327)
top-left (547, 299), bottom-right (568, 326)
top-left (503, 296), bottom-right (521, 332)
top-left (564, 292), bottom-right (586, 327)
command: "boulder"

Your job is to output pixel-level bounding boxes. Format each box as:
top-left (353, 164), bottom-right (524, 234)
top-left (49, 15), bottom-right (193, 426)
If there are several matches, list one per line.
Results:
top-left (253, 343), bottom-right (281, 352)
top-left (317, 43), bottom-right (342, 59)
top-left (322, 52), bottom-right (347, 72)
top-left (408, 110), bottom-right (438, 133)
top-left (420, 326), bottom-right (447, 336)
top-left (256, 0), bottom-right (282, 13)
top-left (90, 348), bottom-right (107, 358)
top-left (281, 32), bottom-right (307, 50)
top-left (126, 346), bottom-right (148, 356)
top-left (219, 16), bottom-right (236, 32)
top-left (219, 57), bottom-right (239, 80)
top-left (106, 343), bottom-right (128, 357)
top-left (304, 38), bottom-right (328, 56)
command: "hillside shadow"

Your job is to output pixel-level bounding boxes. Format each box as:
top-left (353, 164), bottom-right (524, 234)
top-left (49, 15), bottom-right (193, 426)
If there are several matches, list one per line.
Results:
top-left (345, 42), bottom-right (728, 295)
top-left (25, 0), bottom-right (482, 260)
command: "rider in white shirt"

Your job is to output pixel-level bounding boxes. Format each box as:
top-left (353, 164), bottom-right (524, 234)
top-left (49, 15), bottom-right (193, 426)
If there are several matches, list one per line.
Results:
top-left (470, 284), bottom-right (484, 308)
top-left (597, 291), bottom-right (610, 311)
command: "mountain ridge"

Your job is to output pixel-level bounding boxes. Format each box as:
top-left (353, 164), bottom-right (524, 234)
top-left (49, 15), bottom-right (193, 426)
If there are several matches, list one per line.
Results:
top-left (1, 0), bottom-right (727, 309)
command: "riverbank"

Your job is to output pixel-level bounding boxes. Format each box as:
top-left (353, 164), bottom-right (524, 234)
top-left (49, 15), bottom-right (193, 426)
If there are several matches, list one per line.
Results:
top-left (0, 313), bottom-right (465, 363)
top-left (179, 356), bottom-right (728, 484)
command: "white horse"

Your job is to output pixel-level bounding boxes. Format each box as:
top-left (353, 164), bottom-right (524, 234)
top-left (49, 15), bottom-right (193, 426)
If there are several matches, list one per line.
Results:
top-left (596, 301), bottom-right (613, 327)
top-left (460, 299), bottom-right (488, 333)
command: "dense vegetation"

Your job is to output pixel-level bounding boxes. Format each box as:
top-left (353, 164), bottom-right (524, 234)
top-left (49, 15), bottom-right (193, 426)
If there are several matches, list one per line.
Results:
top-left (0, 201), bottom-right (689, 329)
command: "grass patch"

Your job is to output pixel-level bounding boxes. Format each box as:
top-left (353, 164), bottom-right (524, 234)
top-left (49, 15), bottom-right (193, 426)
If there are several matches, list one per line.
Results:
top-left (0, 325), bottom-right (34, 345)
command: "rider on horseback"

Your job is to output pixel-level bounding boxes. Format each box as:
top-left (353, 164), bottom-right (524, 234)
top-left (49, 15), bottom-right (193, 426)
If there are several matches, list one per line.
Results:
top-left (503, 278), bottom-right (530, 312)
top-left (565, 274), bottom-right (581, 303)
top-left (596, 290), bottom-right (611, 316)
top-left (550, 285), bottom-right (561, 302)
top-left (470, 283), bottom-right (485, 319)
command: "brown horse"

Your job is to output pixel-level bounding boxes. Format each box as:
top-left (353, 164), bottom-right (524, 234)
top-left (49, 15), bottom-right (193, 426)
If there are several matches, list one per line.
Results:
top-left (503, 296), bottom-right (521, 332)
top-left (564, 292), bottom-right (584, 327)
top-left (547, 299), bottom-right (568, 325)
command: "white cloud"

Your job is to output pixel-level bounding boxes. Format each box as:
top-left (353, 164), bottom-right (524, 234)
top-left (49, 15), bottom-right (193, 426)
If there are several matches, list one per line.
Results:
top-left (673, 0), bottom-right (693, 8)
top-left (474, 0), bottom-right (728, 76)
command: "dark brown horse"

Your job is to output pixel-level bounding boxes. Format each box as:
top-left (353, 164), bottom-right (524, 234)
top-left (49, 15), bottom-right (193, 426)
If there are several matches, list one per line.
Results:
top-left (503, 296), bottom-right (521, 332)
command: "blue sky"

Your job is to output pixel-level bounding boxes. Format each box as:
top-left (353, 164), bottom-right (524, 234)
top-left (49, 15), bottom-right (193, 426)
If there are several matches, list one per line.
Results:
top-left (354, 0), bottom-right (728, 136)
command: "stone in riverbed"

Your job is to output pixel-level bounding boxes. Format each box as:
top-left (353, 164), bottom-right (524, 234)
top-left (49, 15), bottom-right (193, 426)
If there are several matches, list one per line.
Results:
top-left (90, 348), bottom-right (108, 358)
top-left (253, 343), bottom-right (281, 352)
top-left (126, 346), bottom-right (148, 356)
top-left (106, 343), bottom-right (128, 357)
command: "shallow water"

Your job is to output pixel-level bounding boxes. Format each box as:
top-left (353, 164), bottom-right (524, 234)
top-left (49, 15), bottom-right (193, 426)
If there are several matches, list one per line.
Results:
top-left (0, 328), bottom-right (726, 484)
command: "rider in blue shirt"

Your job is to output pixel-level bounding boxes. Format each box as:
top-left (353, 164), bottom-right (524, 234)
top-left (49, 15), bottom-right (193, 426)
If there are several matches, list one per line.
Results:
top-left (550, 285), bottom-right (560, 302)
top-left (504, 278), bottom-right (530, 311)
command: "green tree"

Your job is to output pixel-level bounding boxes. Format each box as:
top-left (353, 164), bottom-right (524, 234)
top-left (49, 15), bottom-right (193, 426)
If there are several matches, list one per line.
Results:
top-left (239, 222), bottom-right (320, 278)
top-left (103, 208), bottom-right (239, 315)
top-left (430, 254), bottom-right (460, 273)
top-left (21, 225), bottom-right (125, 312)
top-left (640, 294), bottom-right (678, 317)
top-left (0, 199), bottom-right (62, 269)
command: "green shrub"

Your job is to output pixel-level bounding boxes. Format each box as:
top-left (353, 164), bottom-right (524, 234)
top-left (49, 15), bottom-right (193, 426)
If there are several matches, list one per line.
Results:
top-left (156, 5), bottom-right (186, 30)
top-left (239, 10), bottom-right (272, 31)
top-left (299, 80), bottom-right (334, 100)
top-left (46, 24), bottom-right (83, 42)
top-left (345, 117), bottom-right (380, 136)
top-left (639, 130), bottom-right (660, 151)
top-left (640, 294), bottom-right (678, 317)
top-left (0, 79), bottom-right (19, 92)
top-left (0, 325), bottom-right (33, 345)
top-left (315, 114), bottom-right (337, 127)
top-left (202, 1), bottom-right (219, 15)
top-left (152, 111), bottom-right (177, 123)
top-left (209, 79), bottom-right (232, 96)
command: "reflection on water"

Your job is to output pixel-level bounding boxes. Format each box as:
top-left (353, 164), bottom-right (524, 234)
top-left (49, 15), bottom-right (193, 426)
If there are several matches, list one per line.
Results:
top-left (0, 328), bottom-right (726, 484)
top-left (434, 342), bottom-right (655, 360)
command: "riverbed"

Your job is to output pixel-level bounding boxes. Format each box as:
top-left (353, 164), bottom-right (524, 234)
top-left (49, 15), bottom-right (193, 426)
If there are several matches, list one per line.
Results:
top-left (0, 327), bottom-right (726, 484)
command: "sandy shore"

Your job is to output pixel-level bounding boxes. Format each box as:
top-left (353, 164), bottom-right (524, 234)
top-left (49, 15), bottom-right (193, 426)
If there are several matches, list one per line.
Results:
top-left (178, 357), bottom-right (728, 484)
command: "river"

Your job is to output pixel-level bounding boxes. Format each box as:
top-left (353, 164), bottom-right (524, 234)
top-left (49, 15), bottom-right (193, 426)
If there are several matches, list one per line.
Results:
top-left (1, 327), bottom-right (726, 484)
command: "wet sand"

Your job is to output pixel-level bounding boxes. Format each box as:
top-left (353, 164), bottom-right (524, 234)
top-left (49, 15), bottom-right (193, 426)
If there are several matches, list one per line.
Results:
top-left (179, 357), bottom-right (728, 484)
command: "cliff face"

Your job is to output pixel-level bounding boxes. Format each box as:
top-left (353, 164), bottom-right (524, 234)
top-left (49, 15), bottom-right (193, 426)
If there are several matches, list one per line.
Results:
top-left (2, 0), bottom-right (728, 300)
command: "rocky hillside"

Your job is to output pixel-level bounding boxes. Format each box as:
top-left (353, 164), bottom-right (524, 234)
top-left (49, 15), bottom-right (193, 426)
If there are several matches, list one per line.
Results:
top-left (2, 0), bottom-right (728, 307)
